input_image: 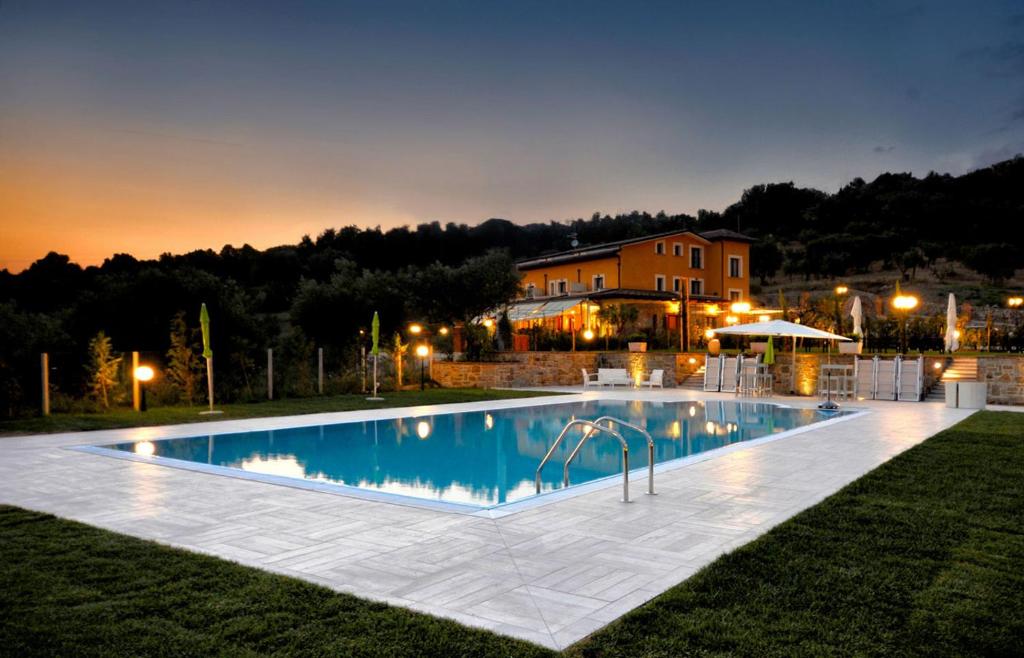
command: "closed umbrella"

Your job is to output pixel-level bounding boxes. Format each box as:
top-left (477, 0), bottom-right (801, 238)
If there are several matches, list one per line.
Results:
top-left (199, 303), bottom-right (217, 414)
top-left (850, 296), bottom-right (863, 338)
top-left (944, 294), bottom-right (959, 353)
top-left (764, 335), bottom-right (775, 365)
top-left (368, 311), bottom-right (383, 400)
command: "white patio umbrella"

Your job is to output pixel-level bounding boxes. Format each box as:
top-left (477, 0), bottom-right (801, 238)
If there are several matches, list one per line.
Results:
top-left (944, 293), bottom-right (959, 353)
top-left (850, 296), bottom-right (863, 339)
top-left (711, 319), bottom-right (850, 394)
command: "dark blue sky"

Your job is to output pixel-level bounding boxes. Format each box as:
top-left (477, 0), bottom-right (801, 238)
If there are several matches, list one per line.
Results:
top-left (1, 1), bottom-right (1022, 268)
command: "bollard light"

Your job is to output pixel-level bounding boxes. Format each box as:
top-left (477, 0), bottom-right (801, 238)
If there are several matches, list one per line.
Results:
top-left (134, 365), bottom-right (155, 412)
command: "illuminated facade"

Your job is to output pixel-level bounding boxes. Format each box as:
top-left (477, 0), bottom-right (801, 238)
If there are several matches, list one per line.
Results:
top-left (502, 229), bottom-right (776, 347)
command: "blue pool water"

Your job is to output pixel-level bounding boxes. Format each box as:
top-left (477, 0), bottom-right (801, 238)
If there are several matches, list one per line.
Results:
top-left (103, 400), bottom-right (848, 509)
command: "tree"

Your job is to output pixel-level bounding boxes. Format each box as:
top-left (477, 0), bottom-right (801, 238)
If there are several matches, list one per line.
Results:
top-left (392, 332), bottom-right (408, 390)
top-left (166, 311), bottom-right (201, 406)
top-left (87, 331), bottom-right (121, 409)
top-left (751, 239), bottom-right (783, 284)
top-left (597, 304), bottom-right (639, 348)
top-left (963, 243), bottom-right (1020, 284)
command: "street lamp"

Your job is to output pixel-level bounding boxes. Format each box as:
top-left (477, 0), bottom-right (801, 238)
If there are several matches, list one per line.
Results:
top-left (582, 328), bottom-right (594, 341)
top-left (408, 323), bottom-right (423, 336)
top-left (1009, 297), bottom-right (1023, 308)
top-left (415, 344), bottom-right (429, 390)
top-left (134, 365), bottom-right (155, 412)
top-left (892, 294), bottom-right (919, 354)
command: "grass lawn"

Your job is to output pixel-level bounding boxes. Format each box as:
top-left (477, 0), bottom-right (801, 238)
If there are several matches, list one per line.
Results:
top-left (1, 411), bottom-right (1022, 656)
top-left (0, 388), bottom-right (564, 436)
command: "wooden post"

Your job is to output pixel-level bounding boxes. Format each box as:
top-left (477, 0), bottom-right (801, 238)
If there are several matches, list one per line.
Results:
top-left (40, 353), bottom-right (50, 416)
top-left (317, 347), bottom-right (324, 394)
top-left (132, 351), bottom-right (140, 412)
top-left (267, 348), bottom-right (274, 400)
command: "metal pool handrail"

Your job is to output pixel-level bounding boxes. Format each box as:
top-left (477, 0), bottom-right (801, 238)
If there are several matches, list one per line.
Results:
top-left (588, 416), bottom-right (655, 496)
top-left (561, 419), bottom-right (631, 502)
top-left (535, 419), bottom-right (628, 499)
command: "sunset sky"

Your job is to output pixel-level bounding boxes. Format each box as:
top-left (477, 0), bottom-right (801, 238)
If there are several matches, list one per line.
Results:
top-left (2, 1), bottom-right (1022, 271)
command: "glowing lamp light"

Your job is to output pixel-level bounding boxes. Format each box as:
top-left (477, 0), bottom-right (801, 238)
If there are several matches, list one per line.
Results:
top-left (415, 344), bottom-right (429, 358)
top-left (482, 318), bottom-right (494, 328)
top-left (134, 441), bottom-right (155, 456)
top-left (582, 328), bottom-right (595, 341)
top-left (954, 329), bottom-right (961, 338)
top-left (704, 328), bottom-right (716, 339)
top-left (705, 421), bottom-right (716, 434)
top-left (892, 295), bottom-right (919, 311)
top-left (416, 421), bottom-right (431, 439)
top-left (835, 285), bottom-right (848, 295)
top-left (438, 326), bottom-right (450, 335)
top-left (687, 357), bottom-right (697, 365)
top-left (758, 314), bottom-right (771, 323)
top-left (1009, 297), bottom-right (1024, 308)
top-left (725, 315), bottom-right (739, 325)
top-left (134, 365), bottom-right (155, 382)
top-left (729, 301), bottom-right (751, 314)
top-left (933, 362), bottom-right (942, 370)
top-left (408, 323), bottom-right (422, 335)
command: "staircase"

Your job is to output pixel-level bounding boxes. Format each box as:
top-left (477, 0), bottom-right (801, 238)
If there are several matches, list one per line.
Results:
top-left (942, 358), bottom-right (979, 382)
top-left (678, 365), bottom-right (706, 391)
top-left (925, 358), bottom-right (979, 403)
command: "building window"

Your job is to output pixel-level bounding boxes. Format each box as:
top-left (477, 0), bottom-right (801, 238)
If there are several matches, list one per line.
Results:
top-left (655, 241), bottom-right (665, 255)
top-left (654, 275), bottom-right (666, 291)
top-left (729, 288), bottom-right (742, 301)
top-left (672, 242), bottom-right (683, 256)
top-left (592, 274), bottom-right (605, 291)
top-left (558, 280), bottom-right (567, 294)
top-left (690, 279), bottom-right (703, 296)
top-left (526, 283), bottom-right (536, 297)
top-left (690, 246), bottom-right (703, 269)
top-left (672, 276), bottom-right (682, 292)
top-left (729, 255), bottom-right (742, 278)
top-left (550, 279), bottom-right (568, 296)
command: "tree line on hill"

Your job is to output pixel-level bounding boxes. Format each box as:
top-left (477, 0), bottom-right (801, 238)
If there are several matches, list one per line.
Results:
top-left (1, 156), bottom-right (1022, 417)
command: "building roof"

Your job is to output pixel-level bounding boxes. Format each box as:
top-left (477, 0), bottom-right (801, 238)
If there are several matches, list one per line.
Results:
top-left (697, 228), bottom-right (758, 243)
top-left (513, 287), bottom-right (730, 305)
top-left (515, 228), bottom-right (755, 270)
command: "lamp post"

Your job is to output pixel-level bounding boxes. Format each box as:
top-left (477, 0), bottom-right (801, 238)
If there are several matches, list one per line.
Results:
top-left (892, 293), bottom-right (919, 354)
top-left (134, 365), bottom-right (155, 412)
top-left (415, 344), bottom-right (429, 390)
top-left (834, 285), bottom-right (848, 335)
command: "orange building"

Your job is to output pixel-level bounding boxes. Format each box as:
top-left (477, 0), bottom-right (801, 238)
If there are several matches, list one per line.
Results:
top-left (502, 229), bottom-right (774, 348)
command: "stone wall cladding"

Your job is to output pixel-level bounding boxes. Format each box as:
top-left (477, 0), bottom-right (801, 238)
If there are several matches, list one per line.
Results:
top-left (979, 357), bottom-right (1024, 405)
top-left (433, 352), bottom-right (1024, 404)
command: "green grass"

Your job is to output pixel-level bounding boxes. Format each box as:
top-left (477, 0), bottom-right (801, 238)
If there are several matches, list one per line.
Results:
top-left (0, 388), bottom-right (564, 436)
top-left (567, 411), bottom-right (1024, 657)
top-left (1, 412), bottom-right (1022, 656)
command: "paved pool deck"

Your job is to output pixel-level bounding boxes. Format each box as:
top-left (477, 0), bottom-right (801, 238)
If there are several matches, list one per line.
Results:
top-left (0, 389), bottom-right (977, 650)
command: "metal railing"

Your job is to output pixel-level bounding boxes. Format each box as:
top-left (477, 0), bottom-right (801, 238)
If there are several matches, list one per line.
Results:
top-left (535, 416), bottom-right (655, 503)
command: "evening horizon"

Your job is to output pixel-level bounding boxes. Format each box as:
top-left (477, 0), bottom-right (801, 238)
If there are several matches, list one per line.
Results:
top-left (3, 0), bottom-right (1023, 270)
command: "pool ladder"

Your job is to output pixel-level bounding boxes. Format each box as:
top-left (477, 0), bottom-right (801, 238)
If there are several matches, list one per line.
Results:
top-left (534, 416), bottom-right (655, 503)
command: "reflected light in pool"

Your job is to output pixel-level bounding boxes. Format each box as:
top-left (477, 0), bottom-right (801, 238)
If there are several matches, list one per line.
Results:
top-left (240, 455), bottom-right (307, 479)
top-left (417, 421), bottom-right (431, 439)
top-left (134, 441), bottom-right (155, 456)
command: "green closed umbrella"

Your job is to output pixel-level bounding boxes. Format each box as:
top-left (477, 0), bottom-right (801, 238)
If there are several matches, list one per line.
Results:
top-left (368, 311), bottom-right (383, 399)
top-left (200, 303), bottom-right (217, 413)
top-left (763, 335), bottom-right (775, 365)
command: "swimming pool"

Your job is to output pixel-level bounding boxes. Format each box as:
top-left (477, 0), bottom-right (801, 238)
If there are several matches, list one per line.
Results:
top-left (83, 399), bottom-right (854, 512)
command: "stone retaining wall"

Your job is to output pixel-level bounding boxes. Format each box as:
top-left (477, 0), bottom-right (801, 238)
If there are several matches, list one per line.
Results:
top-left (433, 352), bottom-right (1023, 403)
top-left (979, 357), bottom-right (1024, 405)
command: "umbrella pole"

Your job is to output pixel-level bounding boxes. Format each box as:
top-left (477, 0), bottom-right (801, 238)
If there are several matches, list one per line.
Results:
top-left (791, 336), bottom-right (796, 394)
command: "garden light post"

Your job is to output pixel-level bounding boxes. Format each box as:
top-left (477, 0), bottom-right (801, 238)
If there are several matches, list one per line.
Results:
top-left (892, 293), bottom-right (919, 354)
top-left (134, 365), bottom-right (155, 412)
top-left (416, 344), bottom-right (429, 390)
top-left (834, 285), bottom-right (848, 334)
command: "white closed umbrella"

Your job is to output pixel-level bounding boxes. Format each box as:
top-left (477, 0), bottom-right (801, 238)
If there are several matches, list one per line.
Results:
top-left (850, 296), bottom-right (863, 338)
top-left (711, 320), bottom-right (850, 393)
top-left (944, 293), bottom-right (959, 352)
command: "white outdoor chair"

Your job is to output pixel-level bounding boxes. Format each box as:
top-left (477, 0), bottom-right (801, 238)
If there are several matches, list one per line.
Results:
top-left (581, 368), bottom-right (600, 387)
top-left (639, 369), bottom-right (664, 388)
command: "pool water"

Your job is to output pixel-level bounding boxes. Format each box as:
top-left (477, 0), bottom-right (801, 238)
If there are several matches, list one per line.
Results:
top-left (103, 400), bottom-right (848, 509)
